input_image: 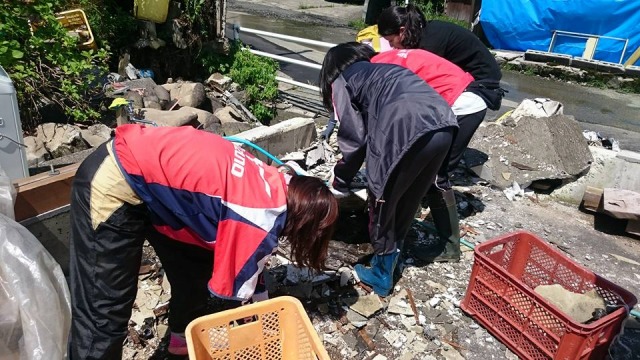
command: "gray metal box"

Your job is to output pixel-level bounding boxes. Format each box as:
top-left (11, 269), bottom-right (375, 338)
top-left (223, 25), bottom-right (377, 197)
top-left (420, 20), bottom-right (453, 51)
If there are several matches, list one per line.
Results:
top-left (0, 66), bottom-right (29, 180)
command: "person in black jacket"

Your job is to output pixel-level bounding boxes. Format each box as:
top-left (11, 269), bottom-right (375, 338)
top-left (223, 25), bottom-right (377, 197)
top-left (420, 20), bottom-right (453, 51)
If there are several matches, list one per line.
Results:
top-left (320, 42), bottom-right (458, 296)
top-left (377, 4), bottom-right (505, 263)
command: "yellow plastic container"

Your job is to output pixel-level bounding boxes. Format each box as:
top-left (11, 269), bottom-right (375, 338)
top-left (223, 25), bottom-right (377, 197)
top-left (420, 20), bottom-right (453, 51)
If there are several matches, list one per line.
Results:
top-left (186, 296), bottom-right (330, 360)
top-left (134, 0), bottom-right (170, 24)
top-left (356, 25), bottom-right (382, 52)
top-left (56, 9), bottom-right (96, 50)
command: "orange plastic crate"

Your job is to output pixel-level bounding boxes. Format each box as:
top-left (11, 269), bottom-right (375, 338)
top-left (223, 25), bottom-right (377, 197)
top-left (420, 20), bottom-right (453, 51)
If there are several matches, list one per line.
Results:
top-left (186, 296), bottom-right (330, 360)
top-left (460, 231), bottom-right (637, 359)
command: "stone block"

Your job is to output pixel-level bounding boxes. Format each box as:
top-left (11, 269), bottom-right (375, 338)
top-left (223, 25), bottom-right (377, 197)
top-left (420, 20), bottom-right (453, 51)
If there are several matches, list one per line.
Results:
top-left (466, 114), bottom-right (592, 189)
top-left (552, 146), bottom-right (640, 204)
top-left (524, 50), bottom-right (572, 66)
top-left (234, 117), bottom-right (317, 161)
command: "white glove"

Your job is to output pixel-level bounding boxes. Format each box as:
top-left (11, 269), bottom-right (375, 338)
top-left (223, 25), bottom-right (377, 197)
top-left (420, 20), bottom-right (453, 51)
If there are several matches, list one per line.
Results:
top-left (327, 168), bottom-right (350, 199)
top-left (329, 186), bottom-right (350, 199)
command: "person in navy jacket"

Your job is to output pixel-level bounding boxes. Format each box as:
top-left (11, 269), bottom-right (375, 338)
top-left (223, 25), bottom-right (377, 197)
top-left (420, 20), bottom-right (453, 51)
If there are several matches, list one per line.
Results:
top-left (377, 4), bottom-right (505, 263)
top-left (67, 124), bottom-right (338, 359)
top-left (320, 42), bottom-right (458, 296)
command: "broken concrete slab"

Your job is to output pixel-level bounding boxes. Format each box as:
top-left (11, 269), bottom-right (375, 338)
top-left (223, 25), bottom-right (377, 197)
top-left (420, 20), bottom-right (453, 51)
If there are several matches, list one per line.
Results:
top-left (466, 114), bottom-right (592, 189)
top-left (346, 308), bottom-right (368, 328)
top-left (388, 289), bottom-right (416, 316)
top-left (233, 117), bottom-right (317, 162)
top-left (552, 147), bottom-right (640, 204)
top-left (80, 124), bottom-right (111, 148)
top-left (347, 293), bottom-right (383, 318)
top-left (534, 284), bottom-right (605, 323)
top-left (36, 123), bottom-right (88, 158)
top-left (603, 188), bottom-right (640, 220)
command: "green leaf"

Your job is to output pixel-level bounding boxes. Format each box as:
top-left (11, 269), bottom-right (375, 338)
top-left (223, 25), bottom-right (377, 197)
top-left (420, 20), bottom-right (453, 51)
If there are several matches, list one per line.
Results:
top-left (11, 49), bottom-right (23, 59)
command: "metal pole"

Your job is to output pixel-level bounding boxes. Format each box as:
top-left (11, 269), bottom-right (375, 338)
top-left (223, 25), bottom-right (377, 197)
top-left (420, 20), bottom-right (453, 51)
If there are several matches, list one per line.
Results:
top-left (248, 49), bottom-right (322, 70)
top-left (237, 26), bottom-right (336, 48)
top-left (275, 76), bottom-right (320, 92)
top-left (620, 39), bottom-right (629, 64)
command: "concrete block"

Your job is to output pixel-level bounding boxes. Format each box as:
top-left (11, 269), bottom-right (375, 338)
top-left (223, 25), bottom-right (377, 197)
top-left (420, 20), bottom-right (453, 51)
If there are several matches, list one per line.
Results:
top-left (572, 57), bottom-right (599, 71)
top-left (524, 50), bottom-right (572, 66)
top-left (551, 146), bottom-right (640, 205)
top-left (234, 117), bottom-right (317, 162)
top-left (625, 65), bottom-right (640, 77)
top-left (467, 114), bottom-right (592, 189)
top-left (617, 150), bottom-right (640, 164)
top-left (595, 61), bottom-right (625, 74)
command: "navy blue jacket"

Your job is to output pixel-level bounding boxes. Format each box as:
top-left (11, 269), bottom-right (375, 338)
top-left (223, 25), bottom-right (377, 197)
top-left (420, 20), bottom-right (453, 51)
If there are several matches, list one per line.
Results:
top-left (331, 61), bottom-right (457, 199)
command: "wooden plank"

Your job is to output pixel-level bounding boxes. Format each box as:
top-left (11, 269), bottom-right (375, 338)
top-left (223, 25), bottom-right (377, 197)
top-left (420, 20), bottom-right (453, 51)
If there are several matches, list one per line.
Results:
top-left (603, 188), bottom-right (640, 221)
top-left (582, 37), bottom-right (598, 60)
top-left (13, 164), bottom-right (78, 221)
top-left (582, 186), bottom-right (603, 212)
top-left (624, 46), bottom-right (640, 67)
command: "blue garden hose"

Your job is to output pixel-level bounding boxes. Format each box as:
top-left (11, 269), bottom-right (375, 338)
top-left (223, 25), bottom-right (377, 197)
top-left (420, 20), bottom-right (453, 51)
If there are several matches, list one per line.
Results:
top-left (223, 136), bottom-right (285, 167)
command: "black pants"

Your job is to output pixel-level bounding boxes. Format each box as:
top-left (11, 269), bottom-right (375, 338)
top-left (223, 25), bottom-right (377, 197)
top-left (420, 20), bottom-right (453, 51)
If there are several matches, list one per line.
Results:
top-left (370, 128), bottom-right (454, 255)
top-left (432, 109), bottom-right (487, 191)
top-left (68, 143), bottom-right (213, 360)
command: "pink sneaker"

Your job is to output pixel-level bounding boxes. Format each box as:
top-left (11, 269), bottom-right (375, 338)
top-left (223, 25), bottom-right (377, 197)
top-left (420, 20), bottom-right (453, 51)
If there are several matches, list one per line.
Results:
top-left (168, 332), bottom-right (188, 356)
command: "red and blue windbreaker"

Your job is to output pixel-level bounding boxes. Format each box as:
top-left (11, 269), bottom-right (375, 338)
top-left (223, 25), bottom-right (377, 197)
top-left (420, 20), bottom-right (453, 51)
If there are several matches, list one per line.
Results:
top-left (111, 124), bottom-right (288, 301)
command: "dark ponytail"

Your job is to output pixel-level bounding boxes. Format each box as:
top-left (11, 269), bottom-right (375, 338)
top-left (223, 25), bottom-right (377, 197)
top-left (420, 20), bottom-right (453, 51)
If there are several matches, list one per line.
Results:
top-left (319, 42), bottom-right (376, 111)
top-left (378, 4), bottom-right (427, 49)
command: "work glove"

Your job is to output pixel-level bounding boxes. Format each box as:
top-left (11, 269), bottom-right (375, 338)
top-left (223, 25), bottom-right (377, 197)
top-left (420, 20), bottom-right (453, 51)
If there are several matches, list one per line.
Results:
top-left (328, 168), bottom-right (350, 199)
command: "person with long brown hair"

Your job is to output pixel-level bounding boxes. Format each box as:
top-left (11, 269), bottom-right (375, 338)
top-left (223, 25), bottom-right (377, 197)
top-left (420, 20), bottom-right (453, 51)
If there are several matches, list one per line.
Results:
top-left (67, 124), bottom-right (338, 359)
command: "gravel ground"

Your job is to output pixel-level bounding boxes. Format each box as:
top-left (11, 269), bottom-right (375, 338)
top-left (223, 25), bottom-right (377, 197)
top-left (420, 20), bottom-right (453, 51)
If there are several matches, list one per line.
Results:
top-left (121, 118), bottom-right (640, 360)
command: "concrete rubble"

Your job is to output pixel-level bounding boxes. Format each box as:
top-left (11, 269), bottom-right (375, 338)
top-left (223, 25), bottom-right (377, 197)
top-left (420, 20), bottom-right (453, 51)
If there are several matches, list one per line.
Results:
top-left (118, 96), bottom-right (639, 358)
top-left (21, 70), bottom-right (638, 358)
top-left (466, 113), bottom-right (593, 190)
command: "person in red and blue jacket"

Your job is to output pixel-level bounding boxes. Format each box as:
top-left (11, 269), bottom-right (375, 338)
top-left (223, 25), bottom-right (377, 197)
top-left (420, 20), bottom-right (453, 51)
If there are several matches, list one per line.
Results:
top-left (67, 124), bottom-right (338, 359)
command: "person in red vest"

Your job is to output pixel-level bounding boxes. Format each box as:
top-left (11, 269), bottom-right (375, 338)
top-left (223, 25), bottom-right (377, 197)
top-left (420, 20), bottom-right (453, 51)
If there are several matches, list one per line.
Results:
top-left (377, 5), bottom-right (505, 262)
top-left (67, 124), bottom-right (338, 359)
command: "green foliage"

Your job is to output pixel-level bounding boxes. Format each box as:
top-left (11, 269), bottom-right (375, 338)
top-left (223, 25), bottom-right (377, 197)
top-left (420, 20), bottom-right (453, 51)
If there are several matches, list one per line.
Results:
top-left (230, 46), bottom-right (279, 123)
top-left (348, 19), bottom-right (368, 31)
top-left (0, 0), bottom-right (110, 129)
top-left (184, 0), bottom-right (211, 38)
top-left (199, 42), bottom-right (279, 124)
top-left (413, 0), bottom-right (470, 28)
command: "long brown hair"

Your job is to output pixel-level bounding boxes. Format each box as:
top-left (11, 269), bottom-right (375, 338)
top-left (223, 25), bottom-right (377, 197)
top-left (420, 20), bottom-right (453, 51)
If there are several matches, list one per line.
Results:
top-left (283, 176), bottom-right (338, 270)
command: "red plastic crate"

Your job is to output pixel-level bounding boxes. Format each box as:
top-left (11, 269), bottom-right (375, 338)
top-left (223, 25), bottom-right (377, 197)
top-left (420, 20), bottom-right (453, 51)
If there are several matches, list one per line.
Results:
top-left (460, 231), bottom-right (637, 360)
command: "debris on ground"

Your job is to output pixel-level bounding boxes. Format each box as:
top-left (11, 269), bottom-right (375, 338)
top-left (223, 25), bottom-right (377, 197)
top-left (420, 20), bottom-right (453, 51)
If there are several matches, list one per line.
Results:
top-left (583, 130), bottom-right (621, 152)
top-left (122, 100), bottom-right (640, 359)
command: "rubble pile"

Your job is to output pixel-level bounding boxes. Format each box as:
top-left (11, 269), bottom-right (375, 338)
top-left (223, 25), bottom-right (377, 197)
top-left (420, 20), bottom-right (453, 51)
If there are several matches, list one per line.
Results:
top-left (123, 245), bottom-right (172, 359)
top-left (121, 104), bottom-right (640, 359)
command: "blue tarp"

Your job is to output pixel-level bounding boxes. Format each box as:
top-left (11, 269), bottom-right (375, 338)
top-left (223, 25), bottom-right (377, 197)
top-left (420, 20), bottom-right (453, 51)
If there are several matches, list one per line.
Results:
top-left (480, 0), bottom-right (640, 65)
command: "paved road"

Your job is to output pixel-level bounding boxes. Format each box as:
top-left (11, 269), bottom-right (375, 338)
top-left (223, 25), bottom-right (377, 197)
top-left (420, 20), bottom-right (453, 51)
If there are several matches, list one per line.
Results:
top-left (228, 11), bottom-right (640, 151)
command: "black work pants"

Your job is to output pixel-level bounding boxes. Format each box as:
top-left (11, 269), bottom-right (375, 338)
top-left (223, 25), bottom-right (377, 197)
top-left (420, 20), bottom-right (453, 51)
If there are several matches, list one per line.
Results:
top-left (68, 143), bottom-right (212, 360)
top-left (432, 109), bottom-right (487, 191)
top-left (370, 128), bottom-right (454, 255)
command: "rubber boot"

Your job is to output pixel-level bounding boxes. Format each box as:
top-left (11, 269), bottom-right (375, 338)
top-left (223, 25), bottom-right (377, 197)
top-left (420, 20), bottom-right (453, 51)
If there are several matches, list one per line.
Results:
top-left (354, 251), bottom-right (400, 296)
top-left (422, 189), bottom-right (460, 262)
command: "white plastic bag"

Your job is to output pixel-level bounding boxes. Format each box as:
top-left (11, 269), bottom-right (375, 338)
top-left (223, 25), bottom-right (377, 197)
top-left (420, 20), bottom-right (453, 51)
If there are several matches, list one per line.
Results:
top-left (510, 98), bottom-right (564, 122)
top-left (0, 167), bottom-right (16, 220)
top-left (0, 166), bottom-right (70, 360)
